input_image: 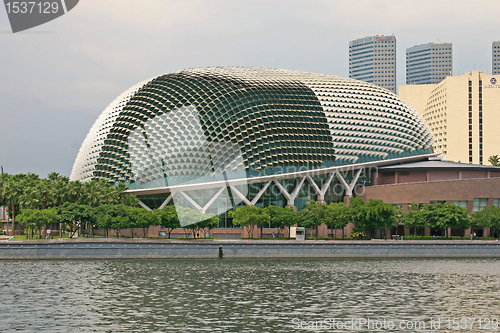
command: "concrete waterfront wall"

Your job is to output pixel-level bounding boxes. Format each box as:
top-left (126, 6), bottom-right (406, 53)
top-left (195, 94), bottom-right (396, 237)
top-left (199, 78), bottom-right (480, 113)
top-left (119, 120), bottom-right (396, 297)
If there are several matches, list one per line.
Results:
top-left (1, 241), bottom-right (500, 259)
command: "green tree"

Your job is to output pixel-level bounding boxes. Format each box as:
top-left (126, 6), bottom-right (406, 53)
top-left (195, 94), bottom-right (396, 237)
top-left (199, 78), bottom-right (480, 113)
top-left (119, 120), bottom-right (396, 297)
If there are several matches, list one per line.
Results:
top-left (94, 205), bottom-right (113, 238)
top-left (4, 176), bottom-right (21, 236)
top-left (194, 215), bottom-right (218, 238)
top-left (28, 208), bottom-right (59, 239)
top-left (265, 205), bottom-right (296, 238)
top-left (0, 174), bottom-right (9, 223)
top-left (401, 203), bottom-right (428, 237)
top-left (114, 182), bottom-right (134, 206)
top-left (81, 180), bottom-right (103, 207)
top-left (110, 205), bottom-right (130, 238)
top-left (17, 209), bottom-right (37, 239)
top-left (128, 207), bottom-right (159, 238)
top-left (175, 207), bottom-right (218, 238)
top-left (488, 155), bottom-right (500, 166)
top-left (95, 204), bottom-right (129, 238)
top-left (36, 178), bottom-right (51, 210)
top-left (349, 197), bottom-right (397, 238)
top-left (67, 181), bottom-right (83, 204)
top-left (297, 201), bottom-right (327, 239)
top-left (423, 203), bottom-right (471, 238)
top-left (472, 205), bottom-right (500, 237)
top-left (157, 206), bottom-right (180, 238)
top-left (324, 202), bottom-right (350, 238)
top-left (229, 206), bottom-right (270, 238)
top-left (57, 203), bottom-right (84, 238)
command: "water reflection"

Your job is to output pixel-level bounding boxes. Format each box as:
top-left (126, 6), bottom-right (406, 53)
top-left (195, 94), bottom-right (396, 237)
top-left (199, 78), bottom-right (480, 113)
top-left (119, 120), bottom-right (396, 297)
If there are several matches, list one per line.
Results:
top-left (1, 259), bottom-right (499, 332)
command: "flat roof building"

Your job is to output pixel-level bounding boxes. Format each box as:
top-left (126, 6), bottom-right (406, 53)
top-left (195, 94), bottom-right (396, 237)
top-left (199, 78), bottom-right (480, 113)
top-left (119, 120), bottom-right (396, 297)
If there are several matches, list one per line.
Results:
top-left (406, 42), bottom-right (452, 85)
top-left (349, 35), bottom-right (397, 93)
top-left (400, 71), bottom-right (500, 165)
top-left (493, 41), bottom-right (500, 75)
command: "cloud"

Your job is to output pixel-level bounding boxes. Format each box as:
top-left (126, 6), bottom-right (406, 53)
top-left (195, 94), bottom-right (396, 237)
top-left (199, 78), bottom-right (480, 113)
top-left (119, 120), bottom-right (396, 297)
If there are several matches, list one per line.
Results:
top-left (1, 0), bottom-right (500, 176)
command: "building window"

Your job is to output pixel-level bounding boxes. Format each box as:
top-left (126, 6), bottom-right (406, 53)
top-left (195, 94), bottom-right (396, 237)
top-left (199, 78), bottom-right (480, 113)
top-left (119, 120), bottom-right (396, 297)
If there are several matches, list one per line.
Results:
top-left (399, 172), bottom-right (410, 176)
top-left (452, 201), bottom-right (467, 209)
top-left (472, 198), bottom-right (488, 212)
top-left (493, 199), bottom-right (500, 208)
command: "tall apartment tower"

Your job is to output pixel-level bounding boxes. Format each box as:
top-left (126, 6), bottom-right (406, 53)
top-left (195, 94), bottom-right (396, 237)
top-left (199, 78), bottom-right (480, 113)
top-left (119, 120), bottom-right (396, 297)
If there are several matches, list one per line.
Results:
top-left (349, 35), bottom-right (396, 93)
top-left (493, 41), bottom-right (500, 75)
top-left (406, 42), bottom-right (452, 85)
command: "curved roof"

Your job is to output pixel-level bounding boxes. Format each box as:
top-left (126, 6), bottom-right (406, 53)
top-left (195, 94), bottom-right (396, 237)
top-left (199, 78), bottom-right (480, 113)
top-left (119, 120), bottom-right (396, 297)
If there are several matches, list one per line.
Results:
top-left (70, 67), bottom-right (433, 189)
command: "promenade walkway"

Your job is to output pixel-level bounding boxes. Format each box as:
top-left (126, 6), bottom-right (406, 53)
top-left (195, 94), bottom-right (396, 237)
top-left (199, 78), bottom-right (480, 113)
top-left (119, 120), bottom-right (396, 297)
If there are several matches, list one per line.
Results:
top-left (1, 238), bottom-right (499, 259)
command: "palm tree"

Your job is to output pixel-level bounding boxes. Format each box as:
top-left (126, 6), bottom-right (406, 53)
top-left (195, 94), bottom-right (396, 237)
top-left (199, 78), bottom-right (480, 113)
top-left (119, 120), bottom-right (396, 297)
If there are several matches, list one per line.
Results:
top-left (67, 181), bottom-right (83, 204)
top-left (36, 179), bottom-right (51, 210)
top-left (488, 155), bottom-right (500, 166)
top-left (47, 172), bottom-right (61, 182)
top-left (0, 173), bottom-right (11, 230)
top-left (0, 173), bottom-right (9, 223)
top-left (19, 186), bottom-right (41, 239)
top-left (113, 182), bottom-right (130, 205)
top-left (82, 180), bottom-right (101, 207)
top-left (4, 178), bottom-right (19, 236)
top-left (50, 178), bottom-right (69, 238)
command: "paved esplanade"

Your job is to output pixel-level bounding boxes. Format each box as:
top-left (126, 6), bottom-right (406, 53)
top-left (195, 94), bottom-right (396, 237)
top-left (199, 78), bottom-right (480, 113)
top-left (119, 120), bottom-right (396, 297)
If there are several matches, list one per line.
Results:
top-left (1, 239), bottom-right (499, 259)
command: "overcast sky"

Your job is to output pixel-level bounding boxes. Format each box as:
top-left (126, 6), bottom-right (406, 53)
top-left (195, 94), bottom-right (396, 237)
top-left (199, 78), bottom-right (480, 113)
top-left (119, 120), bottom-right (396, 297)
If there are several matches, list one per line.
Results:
top-left (1, 0), bottom-right (499, 177)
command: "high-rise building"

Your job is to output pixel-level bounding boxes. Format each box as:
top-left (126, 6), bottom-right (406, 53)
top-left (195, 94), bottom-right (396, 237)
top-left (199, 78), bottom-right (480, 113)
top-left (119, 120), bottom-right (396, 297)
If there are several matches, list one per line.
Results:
top-left (349, 35), bottom-right (397, 93)
top-left (406, 42), bottom-right (452, 85)
top-left (400, 71), bottom-right (500, 165)
top-left (493, 41), bottom-right (500, 75)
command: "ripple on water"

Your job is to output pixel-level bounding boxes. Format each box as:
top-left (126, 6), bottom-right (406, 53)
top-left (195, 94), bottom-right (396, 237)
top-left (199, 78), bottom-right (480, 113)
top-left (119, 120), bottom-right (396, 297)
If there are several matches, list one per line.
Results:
top-left (0, 258), bottom-right (499, 332)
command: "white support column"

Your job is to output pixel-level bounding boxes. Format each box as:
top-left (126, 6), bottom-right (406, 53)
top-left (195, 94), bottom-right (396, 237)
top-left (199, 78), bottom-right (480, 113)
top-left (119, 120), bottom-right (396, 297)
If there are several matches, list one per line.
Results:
top-left (138, 200), bottom-right (152, 211)
top-left (230, 181), bottom-right (272, 206)
top-left (201, 187), bottom-right (226, 213)
top-left (306, 172), bottom-right (335, 202)
top-left (250, 181), bottom-right (272, 205)
top-left (159, 193), bottom-right (173, 210)
top-left (229, 186), bottom-right (252, 206)
top-left (179, 191), bottom-right (202, 210)
top-left (336, 168), bottom-right (363, 196)
top-left (273, 177), bottom-right (306, 206)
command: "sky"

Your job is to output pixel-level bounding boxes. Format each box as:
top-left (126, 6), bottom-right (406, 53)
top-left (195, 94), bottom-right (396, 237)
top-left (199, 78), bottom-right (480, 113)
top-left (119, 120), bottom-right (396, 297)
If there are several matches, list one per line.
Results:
top-left (1, 0), bottom-right (499, 177)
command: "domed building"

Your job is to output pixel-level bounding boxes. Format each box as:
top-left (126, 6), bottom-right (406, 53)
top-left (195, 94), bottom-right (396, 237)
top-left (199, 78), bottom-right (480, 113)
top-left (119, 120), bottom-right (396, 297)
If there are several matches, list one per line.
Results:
top-left (71, 67), bottom-right (435, 228)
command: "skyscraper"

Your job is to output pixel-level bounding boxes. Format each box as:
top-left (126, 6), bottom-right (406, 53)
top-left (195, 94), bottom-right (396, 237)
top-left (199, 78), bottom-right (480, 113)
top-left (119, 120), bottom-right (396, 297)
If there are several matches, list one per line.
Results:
top-left (406, 42), bottom-right (452, 85)
top-left (349, 35), bottom-right (396, 93)
top-left (493, 41), bottom-right (500, 75)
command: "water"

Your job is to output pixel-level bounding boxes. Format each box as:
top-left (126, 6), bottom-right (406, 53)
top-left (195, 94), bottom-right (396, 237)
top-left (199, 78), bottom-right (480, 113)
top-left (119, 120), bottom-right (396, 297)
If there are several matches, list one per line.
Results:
top-left (1, 258), bottom-right (499, 332)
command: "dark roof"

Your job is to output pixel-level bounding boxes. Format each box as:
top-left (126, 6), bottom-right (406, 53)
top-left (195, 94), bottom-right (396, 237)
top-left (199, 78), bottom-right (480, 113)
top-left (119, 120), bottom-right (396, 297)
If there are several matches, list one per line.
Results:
top-left (378, 159), bottom-right (500, 172)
